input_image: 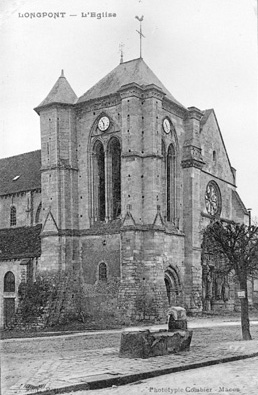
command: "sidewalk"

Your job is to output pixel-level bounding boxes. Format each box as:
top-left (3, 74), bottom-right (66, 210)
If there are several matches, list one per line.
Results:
top-left (2, 321), bottom-right (258, 395)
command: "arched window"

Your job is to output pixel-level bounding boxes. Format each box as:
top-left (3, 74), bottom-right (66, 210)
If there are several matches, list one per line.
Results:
top-left (35, 203), bottom-right (42, 224)
top-left (99, 262), bottom-right (107, 282)
top-left (167, 144), bottom-right (176, 222)
top-left (93, 141), bottom-right (105, 221)
top-left (10, 206), bottom-right (17, 226)
top-left (108, 138), bottom-right (121, 219)
top-left (161, 140), bottom-right (166, 218)
top-left (4, 271), bottom-right (15, 292)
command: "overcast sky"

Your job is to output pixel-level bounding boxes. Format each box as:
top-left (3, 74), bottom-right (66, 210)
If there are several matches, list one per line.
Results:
top-left (0, 0), bottom-right (257, 218)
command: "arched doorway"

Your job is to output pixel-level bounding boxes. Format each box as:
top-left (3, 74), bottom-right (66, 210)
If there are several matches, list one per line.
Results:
top-left (164, 267), bottom-right (181, 306)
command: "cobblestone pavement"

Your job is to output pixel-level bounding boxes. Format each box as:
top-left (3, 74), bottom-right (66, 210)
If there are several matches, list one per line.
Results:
top-left (67, 356), bottom-right (258, 395)
top-left (1, 320), bottom-right (258, 395)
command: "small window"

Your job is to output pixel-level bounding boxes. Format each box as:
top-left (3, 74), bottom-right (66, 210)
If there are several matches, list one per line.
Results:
top-left (35, 203), bottom-right (42, 224)
top-left (99, 262), bottom-right (107, 282)
top-left (4, 271), bottom-right (15, 292)
top-left (10, 206), bottom-right (17, 226)
top-left (213, 150), bottom-right (216, 162)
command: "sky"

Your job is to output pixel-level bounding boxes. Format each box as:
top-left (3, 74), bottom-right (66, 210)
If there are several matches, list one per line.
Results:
top-left (0, 0), bottom-right (257, 218)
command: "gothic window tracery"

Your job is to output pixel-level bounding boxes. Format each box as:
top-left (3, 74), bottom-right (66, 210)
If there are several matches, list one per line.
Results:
top-left (10, 206), bottom-right (17, 227)
top-left (205, 180), bottom-right (221, 217)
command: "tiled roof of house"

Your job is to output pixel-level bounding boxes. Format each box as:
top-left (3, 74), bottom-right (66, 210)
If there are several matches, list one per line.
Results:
top-left (77, 58), bottom-right (185, 108)
top-left (0, 224), bottom-right (42, 260)
top-left (0, 150), bottom-right (41, 196)
top-left (35, 70), bottom-right (77, 112)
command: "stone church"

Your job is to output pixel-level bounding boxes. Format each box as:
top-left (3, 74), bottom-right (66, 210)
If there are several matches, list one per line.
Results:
top-left (0, 56), bottom-right (255, 327)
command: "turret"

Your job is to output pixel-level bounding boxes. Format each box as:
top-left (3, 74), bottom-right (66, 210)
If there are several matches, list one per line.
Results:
top-left (34, 71), bottom-right (79, 270)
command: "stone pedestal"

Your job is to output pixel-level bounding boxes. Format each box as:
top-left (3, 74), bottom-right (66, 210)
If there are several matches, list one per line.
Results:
top-left (119, 328), bottom-right (193, 359)
top-left (167, 306), bottom-right (187, 331)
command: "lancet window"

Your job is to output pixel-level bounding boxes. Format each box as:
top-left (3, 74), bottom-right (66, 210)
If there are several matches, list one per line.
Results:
top-left (92, 137), bottom-right (121, 222)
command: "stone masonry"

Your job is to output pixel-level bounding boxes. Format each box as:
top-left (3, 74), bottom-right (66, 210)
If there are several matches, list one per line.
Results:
top-left (0, 57), bottom-right (251, 327)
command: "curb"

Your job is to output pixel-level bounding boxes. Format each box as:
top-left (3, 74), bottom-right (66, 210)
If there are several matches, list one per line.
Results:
top-left (27, 351), bottom-right (258, 395)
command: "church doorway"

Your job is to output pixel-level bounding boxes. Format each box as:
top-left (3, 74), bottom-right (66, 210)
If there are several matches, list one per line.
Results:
top-left (164, 267), bottom-right (181, 306)
top-left (4, 298), bottom-right (15, 327)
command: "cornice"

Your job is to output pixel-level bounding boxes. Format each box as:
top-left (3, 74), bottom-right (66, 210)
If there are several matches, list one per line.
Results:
top-left (41, 165), bottom-right (79, 173)
top-left (187, 106), bottom-right (204, 121)
top-left (181, 158), bottom-right (205, 169)
top-left (162, 97), bottom-right (187, 119)
top-left (41, 229), bottom-right (80, 238)
top-left (122, 152), bottom-right (163, 159)
top-left (75, 93), bottom-right (121, 114)
top-left (0, 188), bottom-right (41, 198)
top-left (201, 169), bottom-right (236, 187)
top-left (34, 102), bottom-right (75, 115)
top-left (200, 211), bottom-right (234, 224)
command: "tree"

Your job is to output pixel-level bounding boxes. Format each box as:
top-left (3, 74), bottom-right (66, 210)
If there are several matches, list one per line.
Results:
top-left (202, 220), bottom-right (258, 340)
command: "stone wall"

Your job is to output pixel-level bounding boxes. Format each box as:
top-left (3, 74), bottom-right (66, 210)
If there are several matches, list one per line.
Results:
top-left (0, 258), bottom-right (38, 328)
top-left (0, 190), bottom-right (41, 229)
top-left (80, 233), bottom-right (120, 283)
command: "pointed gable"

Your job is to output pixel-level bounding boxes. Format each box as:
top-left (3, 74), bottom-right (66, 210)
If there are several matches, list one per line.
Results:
top-left (42, 209), bottom-right (59, 233)
top-left (200, 109), bottom-right (235, 185)
top-left (77, 58), bottom-right (185, 108)
top-left (35, 70), bottom-right (77, 113)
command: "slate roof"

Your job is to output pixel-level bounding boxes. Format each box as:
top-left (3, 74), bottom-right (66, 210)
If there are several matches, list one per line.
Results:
top-left (0, 224), bottom-right (42, 260)
top-left (35, 70), bottom-right (77, 112)
top-left (0, 150), bottom-right (41, 196)
top-left (77, 58), bottom-right (185, 108)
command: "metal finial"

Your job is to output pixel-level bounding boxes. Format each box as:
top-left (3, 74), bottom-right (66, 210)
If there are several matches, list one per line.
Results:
top-left (135, 15), bottom-right (145, 58)
top-left (61, 69), bottom-right (64, 77)
top-left (119, 43), bottom-right (124, 64)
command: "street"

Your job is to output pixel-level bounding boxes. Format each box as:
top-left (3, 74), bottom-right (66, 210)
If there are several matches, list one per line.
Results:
top-left (1, 318), bottom-right (258, 395)
top-left (65, 356), bottom-right (258, 395)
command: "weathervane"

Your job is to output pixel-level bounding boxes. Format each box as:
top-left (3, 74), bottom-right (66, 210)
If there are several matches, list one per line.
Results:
top-left (119, 42), bottom-right (124, 64)
top-left (135, 15), bottom-right (145, 58)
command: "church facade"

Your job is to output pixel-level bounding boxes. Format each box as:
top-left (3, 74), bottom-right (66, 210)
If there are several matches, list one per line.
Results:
top-left (0, 57), bottom-right (255, 327)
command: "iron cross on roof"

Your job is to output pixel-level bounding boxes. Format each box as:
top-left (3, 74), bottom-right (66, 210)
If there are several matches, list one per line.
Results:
top-left (135, 15), bottom-right (145, 58)
top-left (119, 42), bottom-right (124, 64)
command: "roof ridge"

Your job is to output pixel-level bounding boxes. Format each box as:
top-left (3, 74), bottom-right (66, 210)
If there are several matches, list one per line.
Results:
top-left (77, 57), bottom-right (185, 108)
top-left (119, 57), bottom-right (142, 65)
top-left (0, 149), bottom-right (41, 161)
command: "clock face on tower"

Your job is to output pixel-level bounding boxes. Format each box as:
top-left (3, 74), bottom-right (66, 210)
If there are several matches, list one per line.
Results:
top-left (163, 118), bottom-right (171, 134)
top-left (98, 116), bottom-right (110, 132)
top-left (205, 181), bottom-right (221, 216)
